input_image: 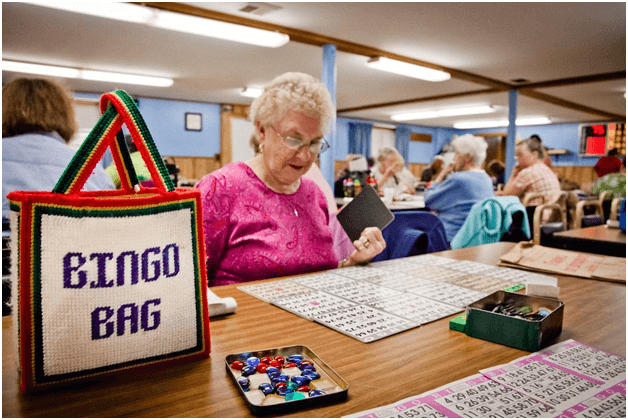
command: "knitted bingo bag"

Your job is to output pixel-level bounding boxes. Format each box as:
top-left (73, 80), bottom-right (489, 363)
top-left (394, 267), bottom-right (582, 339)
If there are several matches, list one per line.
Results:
top-left (7, 90), bottom-right (210, 392)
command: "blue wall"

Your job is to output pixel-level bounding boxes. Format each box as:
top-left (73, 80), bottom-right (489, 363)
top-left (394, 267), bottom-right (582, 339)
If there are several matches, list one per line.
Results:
top-left (336, 118), bottom-right (461, 165)
top-left (138, 98), bottom-right (220, 157)
top-left (459, 124), bottom-right (597, 167)
top-left (74, 93), bottom-right (221, 157)
top-left (77, 92), bottom-right (596, 167)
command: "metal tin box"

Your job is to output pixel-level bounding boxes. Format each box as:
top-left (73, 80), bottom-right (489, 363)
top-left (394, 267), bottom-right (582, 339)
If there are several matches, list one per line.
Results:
top-left (464, 291), bottom-right (564, 352)
top-left (225, 345), bottom-right (348, 415)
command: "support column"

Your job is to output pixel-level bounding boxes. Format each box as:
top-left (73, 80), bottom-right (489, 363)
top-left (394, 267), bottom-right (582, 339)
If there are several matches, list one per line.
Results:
top-left (321, 44), bottom-right (337, 188)
top-left (505, 90), bottom-right (518, 182)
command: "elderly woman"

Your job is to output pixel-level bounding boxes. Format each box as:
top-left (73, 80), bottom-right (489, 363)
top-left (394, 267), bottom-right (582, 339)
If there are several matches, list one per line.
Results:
top-left (496, 137), bottom-right (560, 205)
top-left (424, 134), bottom-right (494, 242)
top-left (197, 72), bottom-right (386, 285)
top-left (371, 147), bottom-right (417, 195)
top-left (2, 78), bottom-right (114, 218)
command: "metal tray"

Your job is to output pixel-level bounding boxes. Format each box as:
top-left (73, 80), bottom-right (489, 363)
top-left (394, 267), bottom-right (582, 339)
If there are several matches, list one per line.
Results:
top-left (225, 345), bottom-right (348, 415)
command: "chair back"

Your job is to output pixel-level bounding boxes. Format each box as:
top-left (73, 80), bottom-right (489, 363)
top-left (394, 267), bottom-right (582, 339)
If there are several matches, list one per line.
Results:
top-left (610, 197), bottom-right (625, 222)
top-left (598, 191), bottom-right (615, 222)
top-left (450, 197), bottom-right (530, 249)
top-left (574, 200), bottom-right (604, 228)
top-left (522, 191), bottom-right (567, 232)
top-left (372, 211), bottom-right (448, 262)
top-left (532, 203), bottom-right (567, 245)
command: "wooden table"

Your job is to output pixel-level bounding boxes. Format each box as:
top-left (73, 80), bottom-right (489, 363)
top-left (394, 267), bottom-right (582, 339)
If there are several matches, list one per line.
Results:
top-left (3, 243), bottom-right (625, 417)
top-left (552, 225), bottom-right (626, 257)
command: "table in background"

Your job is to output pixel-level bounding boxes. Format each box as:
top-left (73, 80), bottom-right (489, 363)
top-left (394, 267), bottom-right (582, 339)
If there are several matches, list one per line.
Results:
top-left (552, 225), bottom-right (626, 257)
top-left (335, 196), bottom-right (426, 211)
top-left (3, 243), bottom-right (625, 417)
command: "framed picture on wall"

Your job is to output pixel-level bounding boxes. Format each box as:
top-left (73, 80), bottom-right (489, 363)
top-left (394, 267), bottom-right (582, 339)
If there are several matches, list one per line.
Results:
top-left (185, 113), bottom-right (202, 131)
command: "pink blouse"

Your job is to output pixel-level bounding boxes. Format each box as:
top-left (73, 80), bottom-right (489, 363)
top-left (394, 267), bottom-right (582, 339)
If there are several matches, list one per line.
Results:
top-left (197, 162), bottom-right (339, 286)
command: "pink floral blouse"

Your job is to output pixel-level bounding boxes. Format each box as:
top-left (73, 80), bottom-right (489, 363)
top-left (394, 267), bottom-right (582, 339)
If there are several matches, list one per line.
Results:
top-left (197, 162), bottom-right (339, 286)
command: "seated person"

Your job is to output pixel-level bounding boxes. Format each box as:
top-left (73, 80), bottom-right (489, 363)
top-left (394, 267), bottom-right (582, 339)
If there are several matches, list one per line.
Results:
top-left (421, 155), bottom-right (444, 182)
top-left (424, 134), bottom-right (494, 243)
top-left (371, 147), bottom-right (417, 195)
top-left (2, 77), bottom-right (114, 219)
top-left (594, 148), bottom-right (622, 178)
top-left (589, 156), bottom-right (626, 197)
top-left (197, 72), bottom-right (386, 286)
top-left (334, 153), bottom-right (369, 197)
top-left (496, 137), bottom-right (560, 206)
top-left (485, 159), bottom-right (505, 187)
top-left (250, 134), bottom-right (337, 216)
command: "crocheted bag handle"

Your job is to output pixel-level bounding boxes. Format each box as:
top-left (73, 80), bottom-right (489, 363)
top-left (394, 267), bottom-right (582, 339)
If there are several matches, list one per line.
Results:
top-left (53, 90), bottom-right (176, 194)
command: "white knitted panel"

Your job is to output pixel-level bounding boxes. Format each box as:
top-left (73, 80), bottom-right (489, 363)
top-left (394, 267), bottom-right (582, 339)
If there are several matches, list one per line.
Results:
top-left (39, 208), bottom-right (198, 376)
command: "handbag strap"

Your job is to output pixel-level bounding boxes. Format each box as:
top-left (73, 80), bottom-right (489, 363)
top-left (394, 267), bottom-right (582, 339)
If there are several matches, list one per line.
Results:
top-left (53, 90), bottom-right (175, 194)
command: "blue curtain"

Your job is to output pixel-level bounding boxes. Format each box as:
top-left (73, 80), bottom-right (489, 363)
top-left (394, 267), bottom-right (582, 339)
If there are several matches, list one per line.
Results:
top-left (395, 125), bottom-right (410, 163)
top-left (348, 122), bottom-right (372, 157)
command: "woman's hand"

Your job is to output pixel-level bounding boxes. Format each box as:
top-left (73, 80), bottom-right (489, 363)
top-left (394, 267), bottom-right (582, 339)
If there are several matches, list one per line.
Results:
top-left (346, 227), bottom-right (386, 265)
top-left (433, 163), bottom-right (454, 184)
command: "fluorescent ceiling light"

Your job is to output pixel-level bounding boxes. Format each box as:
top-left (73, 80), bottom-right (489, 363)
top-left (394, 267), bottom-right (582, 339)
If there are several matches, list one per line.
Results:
top-left (366, 57), bottom-right (450, 82)
top-left (453, 117), bottom-right (552, 129)
top-left (2, 60), bottom-right (80, 79)
top-left (25, 2), bottom-right (155, 24)
top-left (153, 10), bottom-right (289, 48)
top-left (26, 2), bottom-right (290, 48)
top-left (391, 105), bottom-right (494, 121)
top-left (240, 87), bottom-right (263, 98)
top-left (2, 60), bottom-right (174, 87)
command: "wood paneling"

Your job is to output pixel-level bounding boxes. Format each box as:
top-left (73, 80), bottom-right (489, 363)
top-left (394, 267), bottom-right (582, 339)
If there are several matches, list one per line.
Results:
top-left (220, 105), bottom-right (250, 166)
top-left (164, 156), bottom-right (221, 185)
top-left (410, 133), bottom-right (431, 142)
top-left (408, 163), bottom-right (428, 179)
top-left (554, 166), bottom-right (597, 188)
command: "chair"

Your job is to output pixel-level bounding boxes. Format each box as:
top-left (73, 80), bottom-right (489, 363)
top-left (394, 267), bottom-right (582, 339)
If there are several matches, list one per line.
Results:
top-left (532, 203), bottom-right (567, 245)
top-left (574, 200), bottom-right (604, 228)
top-left (522, 191), bottom-right (568, 233)
top-left (610, 197), bottom-right (626, 221)
top-left (598, 191), bottom-right (615, 222)
top-left (450, 197), bottom-right (531, 249)
top-left (372, 211), bottom-right (448, 262)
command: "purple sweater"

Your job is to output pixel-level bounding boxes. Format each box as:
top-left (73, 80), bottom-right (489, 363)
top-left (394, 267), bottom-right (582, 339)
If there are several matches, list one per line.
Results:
top-left (197, 162), bottom-right (338, 286)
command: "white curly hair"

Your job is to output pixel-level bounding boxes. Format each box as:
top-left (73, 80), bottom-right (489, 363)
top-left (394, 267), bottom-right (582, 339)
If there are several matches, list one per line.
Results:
top-left (451, 134), bottom-right (488, 167)
top-left (249, 72), bottom-right (334, 137)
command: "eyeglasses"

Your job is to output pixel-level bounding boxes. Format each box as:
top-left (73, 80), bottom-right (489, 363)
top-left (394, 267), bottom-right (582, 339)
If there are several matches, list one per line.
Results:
top-left (269, 125), bottom-right (330, 154)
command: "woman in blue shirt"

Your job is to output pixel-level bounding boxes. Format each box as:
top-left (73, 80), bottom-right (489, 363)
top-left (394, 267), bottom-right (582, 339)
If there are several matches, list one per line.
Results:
top-left (424, 134), bottom-right (494, 243)
top-left (2, 78), bottom-right (114, 218)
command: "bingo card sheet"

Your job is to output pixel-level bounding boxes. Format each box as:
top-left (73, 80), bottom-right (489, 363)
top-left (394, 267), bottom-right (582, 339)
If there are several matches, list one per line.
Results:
top-left (345, 340), bottom-right (625, 418)
top-left (238, 255), bottom-right (554, 342)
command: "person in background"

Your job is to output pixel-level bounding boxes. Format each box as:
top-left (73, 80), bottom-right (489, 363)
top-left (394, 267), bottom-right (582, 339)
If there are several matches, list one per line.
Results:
top-left (594, 148), bottom-right (623, 178)
top-left (424, 134), bottom-right (494, 243)
top-left (496, 137), bottom-right (560, 205)
top-left (334, 153), bottom-right (369, 197)
top-left (589, 156), bottom-right (626, 197)
top-left (421, 155), bottom-right (444, 182)
top-left (105, 134), bottom-right (152, 188)
top-left (371, 147), bottom-right (417, 195)
top-left (485, 159), bottom-right (505, 188)
top-left (197, 72), bottom-right (386, 286)
top-left (2, 78), bottom-right (114, 219)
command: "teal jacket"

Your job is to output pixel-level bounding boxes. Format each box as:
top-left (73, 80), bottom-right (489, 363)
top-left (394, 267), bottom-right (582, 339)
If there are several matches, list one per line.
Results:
top-left (450, 196), bottom-right (530, 249)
